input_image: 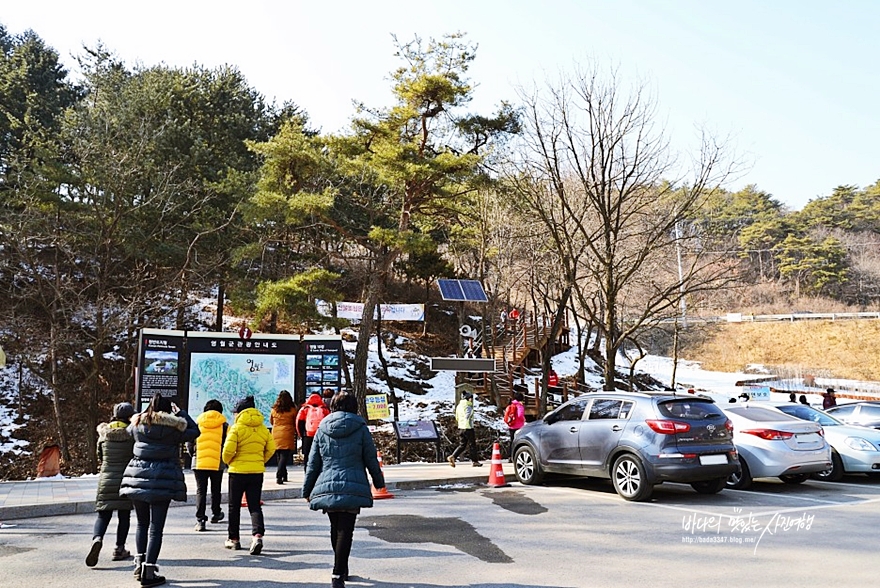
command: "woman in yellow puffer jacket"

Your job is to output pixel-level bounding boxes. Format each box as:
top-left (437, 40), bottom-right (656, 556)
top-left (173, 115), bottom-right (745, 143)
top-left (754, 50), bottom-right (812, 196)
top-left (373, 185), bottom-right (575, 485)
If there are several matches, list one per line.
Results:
top-left (190, 399), bottom-right (227, 532)
top-left (221, 396), bottom-right (275, 554)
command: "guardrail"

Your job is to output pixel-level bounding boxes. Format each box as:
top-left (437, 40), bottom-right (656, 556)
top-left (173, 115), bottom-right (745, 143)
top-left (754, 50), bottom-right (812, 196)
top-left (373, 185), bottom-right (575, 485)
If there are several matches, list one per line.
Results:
top-left (656, 311), bottom-right (880, 324)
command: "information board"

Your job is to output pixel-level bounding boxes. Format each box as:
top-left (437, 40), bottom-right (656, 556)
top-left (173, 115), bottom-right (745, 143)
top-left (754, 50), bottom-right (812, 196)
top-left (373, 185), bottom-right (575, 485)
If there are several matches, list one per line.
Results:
top-left (136, 328), bottom-right (342, 421)
top-left (391, 420), bottom-right (441, 463)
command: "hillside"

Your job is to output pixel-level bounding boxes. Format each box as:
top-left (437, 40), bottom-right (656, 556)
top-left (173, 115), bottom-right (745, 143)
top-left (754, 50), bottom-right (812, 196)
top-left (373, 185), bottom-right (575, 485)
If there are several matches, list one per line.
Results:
top-left (676, 319), bottom-right (880, 382)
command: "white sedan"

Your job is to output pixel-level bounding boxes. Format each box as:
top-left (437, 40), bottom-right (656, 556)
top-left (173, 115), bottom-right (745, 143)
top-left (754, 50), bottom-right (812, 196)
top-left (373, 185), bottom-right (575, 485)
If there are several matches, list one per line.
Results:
top-left (722, 404), bottom-right (831, 489)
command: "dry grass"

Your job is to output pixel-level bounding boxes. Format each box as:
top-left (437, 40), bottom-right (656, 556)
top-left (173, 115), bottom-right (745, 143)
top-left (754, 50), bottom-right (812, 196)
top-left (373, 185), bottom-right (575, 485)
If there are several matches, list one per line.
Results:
top-left (683, 319), bottom-right (880, 381)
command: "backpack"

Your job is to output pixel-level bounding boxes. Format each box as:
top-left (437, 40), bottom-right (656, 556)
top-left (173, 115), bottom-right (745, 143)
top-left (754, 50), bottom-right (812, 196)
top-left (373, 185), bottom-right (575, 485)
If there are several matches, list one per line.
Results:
top-left (503, 403), bottom-right (517, 427)
top-left (305, 405), bottom-right (327, 436)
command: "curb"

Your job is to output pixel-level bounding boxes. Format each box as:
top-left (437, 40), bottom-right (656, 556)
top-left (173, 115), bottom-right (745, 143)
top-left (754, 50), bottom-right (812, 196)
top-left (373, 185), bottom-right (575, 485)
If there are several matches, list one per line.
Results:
top-left (0, 475), bottom-right (495, 521)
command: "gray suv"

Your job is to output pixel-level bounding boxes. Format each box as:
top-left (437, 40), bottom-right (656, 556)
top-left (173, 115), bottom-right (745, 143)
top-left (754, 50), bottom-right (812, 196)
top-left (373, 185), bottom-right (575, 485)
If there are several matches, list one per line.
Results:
top-left (512, 392), bottom-right (738, 501)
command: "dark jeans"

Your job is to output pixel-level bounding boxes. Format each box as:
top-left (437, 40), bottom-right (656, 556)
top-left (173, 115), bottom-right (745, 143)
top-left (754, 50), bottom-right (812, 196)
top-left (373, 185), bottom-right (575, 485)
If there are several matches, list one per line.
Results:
top-left (451, 428), bottom-right (479, 462)
top-left (194, 468), bottom-right (224, 521)
top-left (302, 436), bottom-right (314, 468)
top-left (132, 499), bottom-right (169, 565)
top-left (328, 511), bottom-right (357, 578)
top-left (228, 473), bottom-right (264, 539)
top-left (93, 508), bottom-right (131, 547)
top-left (275, 450), bottom-right (291, 482)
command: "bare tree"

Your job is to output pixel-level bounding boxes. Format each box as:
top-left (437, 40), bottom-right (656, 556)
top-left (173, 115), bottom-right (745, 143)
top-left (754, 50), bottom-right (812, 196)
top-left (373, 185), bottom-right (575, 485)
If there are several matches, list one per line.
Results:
top-left (512, 63), bottom-right (739, 390)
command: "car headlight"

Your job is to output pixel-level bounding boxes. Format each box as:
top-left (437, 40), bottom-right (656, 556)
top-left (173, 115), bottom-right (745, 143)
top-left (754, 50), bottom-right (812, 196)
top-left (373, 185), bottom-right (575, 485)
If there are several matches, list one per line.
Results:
top-left (844, 437), bottom-right (878, 451)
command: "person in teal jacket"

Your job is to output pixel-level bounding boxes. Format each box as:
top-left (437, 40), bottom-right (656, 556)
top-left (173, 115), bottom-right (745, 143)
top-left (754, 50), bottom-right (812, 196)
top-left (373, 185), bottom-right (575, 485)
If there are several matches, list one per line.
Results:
top-left (302, 391), bottom-right (385, 588)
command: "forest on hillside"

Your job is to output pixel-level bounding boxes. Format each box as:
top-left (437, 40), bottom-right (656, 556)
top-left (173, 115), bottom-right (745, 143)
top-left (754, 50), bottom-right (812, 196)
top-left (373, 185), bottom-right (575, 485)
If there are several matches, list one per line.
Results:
top-left (2, 24), bottom-right (880, 475)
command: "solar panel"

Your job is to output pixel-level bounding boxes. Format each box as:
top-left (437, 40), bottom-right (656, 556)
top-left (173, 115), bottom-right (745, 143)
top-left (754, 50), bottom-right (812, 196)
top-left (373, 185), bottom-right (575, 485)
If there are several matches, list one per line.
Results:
top-left (437, 279), bottom-right (487, 302)
top-left (459, 280), bottom-right (488, 302)
top-left (438, 279), bottom-right (465, 301)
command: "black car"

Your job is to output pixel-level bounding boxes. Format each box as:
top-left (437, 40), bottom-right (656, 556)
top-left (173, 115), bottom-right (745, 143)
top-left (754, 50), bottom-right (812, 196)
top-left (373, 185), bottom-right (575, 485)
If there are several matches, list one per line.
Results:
top-left (825, 402), bottom-right (880, 430)
top-left (512, 391), bottom-right (737, 501)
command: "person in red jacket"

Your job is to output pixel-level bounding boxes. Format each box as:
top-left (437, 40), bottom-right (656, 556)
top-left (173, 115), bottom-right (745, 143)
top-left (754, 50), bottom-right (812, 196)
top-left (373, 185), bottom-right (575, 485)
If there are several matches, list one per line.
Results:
top-left (296, 393), bottom-right (330, 467)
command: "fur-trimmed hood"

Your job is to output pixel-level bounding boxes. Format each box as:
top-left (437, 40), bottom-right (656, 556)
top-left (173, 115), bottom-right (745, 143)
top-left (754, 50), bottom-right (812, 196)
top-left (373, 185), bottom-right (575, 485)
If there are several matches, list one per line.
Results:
top-left (130, 410), bottom-right (188, 431)
top-left (98, 420), bottom-right (133, 442)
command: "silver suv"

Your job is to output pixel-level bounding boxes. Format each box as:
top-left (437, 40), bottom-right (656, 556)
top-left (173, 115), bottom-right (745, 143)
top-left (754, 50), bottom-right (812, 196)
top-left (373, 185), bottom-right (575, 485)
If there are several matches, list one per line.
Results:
top-left (512, 392), bottom-right (737, 501)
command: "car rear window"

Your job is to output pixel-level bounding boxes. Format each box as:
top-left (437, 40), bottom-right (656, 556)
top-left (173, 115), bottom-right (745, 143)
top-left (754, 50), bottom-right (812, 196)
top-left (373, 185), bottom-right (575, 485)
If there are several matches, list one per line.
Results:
top-left (726, 406), bottom-right (793, 421)
top-left (657, 399), bottom-right (721, 420)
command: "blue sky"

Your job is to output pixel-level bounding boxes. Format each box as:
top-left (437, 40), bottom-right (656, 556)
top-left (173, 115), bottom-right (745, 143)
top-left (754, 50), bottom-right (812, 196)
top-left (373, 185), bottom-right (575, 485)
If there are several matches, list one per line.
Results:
top-left (4, 0), bottom-right (879, 210)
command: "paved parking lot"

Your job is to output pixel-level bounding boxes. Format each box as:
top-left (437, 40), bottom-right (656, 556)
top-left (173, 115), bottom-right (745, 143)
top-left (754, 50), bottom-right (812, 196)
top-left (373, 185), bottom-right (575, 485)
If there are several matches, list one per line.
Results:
top-left (1, 472), bottom-right (877, 587)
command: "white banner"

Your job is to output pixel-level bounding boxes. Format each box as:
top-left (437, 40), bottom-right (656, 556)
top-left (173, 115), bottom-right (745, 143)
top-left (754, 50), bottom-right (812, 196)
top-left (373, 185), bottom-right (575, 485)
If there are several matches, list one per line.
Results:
top-left (317, 300), bottom-right (425, 322)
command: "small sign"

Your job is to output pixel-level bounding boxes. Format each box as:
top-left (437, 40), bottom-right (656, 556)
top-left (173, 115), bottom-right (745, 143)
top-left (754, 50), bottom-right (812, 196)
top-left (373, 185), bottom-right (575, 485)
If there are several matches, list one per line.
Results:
top-left (365, 394), bottom-right (390, 420)
top-left (430, 357), bottom-right (496, 372)
top-left (238, 326), bottom-right (253, 339)
top-left (745, 385), bottom-right (771, 400)
top-left (393, 420), bottom-right (439, 441)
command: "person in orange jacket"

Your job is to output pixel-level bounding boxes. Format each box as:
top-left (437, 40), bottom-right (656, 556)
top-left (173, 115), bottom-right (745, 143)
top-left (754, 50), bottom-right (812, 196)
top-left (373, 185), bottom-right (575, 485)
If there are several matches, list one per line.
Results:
top-left (296, 393), bottom-right (330, 468)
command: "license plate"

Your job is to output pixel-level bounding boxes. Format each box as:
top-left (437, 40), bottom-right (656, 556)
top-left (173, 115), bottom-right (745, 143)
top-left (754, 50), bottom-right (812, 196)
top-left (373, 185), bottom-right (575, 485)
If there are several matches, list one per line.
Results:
top-left (699, 454), bottom-right (727, 465)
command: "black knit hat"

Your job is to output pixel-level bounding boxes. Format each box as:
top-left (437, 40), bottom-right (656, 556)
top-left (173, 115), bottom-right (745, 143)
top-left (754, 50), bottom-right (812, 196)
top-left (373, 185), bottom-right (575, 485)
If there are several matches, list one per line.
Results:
top-left (234, 396), bottom-right (256, 414)
top-left (113, 402), bottom-right (135, 422)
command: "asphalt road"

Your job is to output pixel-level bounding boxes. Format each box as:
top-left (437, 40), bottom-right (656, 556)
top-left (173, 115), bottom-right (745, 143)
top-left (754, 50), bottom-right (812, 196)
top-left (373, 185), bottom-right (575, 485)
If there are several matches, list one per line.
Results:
top-left (1, 474), bottom-right (878, 588)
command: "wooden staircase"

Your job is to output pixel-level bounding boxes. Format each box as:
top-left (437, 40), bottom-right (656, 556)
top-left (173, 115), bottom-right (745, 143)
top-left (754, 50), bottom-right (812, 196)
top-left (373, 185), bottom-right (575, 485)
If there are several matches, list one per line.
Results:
top-left (469, 315), bottom-right (568, 415)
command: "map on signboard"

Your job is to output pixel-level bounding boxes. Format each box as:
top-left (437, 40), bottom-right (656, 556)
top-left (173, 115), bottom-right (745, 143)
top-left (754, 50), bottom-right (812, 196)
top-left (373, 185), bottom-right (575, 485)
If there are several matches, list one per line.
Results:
top-left (189, 353), bottom-right (295, 421)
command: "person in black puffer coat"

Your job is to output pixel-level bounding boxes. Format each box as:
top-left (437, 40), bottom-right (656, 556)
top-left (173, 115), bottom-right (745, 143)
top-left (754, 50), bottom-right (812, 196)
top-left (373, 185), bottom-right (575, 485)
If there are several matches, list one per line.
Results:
top-left (121, 393), bottom-right (199, 587)
top-left (302, 391), bottom-right (385, 588)
top-left (86, 402), bottom-right (136, 568)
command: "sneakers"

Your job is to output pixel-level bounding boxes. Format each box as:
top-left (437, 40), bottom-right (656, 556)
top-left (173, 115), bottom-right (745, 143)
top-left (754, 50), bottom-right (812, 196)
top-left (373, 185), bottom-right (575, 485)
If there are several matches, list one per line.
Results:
top-left (210, 511), bottom-right (225, 524)
top-left (472, 461), bottom-right (483, 467)
top-left (194, 520), bottom-right (206, 532)
top-left (112, 546), bottom-right (131, 561)
top-left (249, 535), bottom-right (263, 555)
top-left (85, 536), bottom-right (102, 567)
top-left (224, 538), bottom-right (242, 550)
top-left (447, 455), bottom-right (456, 468)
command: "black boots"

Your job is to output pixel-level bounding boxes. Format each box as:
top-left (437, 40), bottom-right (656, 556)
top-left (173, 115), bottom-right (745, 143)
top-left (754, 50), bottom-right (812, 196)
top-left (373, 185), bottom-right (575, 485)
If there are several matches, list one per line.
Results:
top-left (140, 563), bottom-right (166, 587)
top-left (133, 554), bottom-right (144, 580)
top-left (85, 537), bottom-right (102, 567)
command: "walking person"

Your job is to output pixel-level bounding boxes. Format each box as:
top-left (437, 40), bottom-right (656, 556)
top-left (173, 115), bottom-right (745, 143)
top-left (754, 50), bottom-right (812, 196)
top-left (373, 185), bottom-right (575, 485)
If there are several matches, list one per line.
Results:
top-left (190, 399), bottom-right (228, 532)
top-left (503, 392), bottom-right (526, 462)
top-left (823, 387), bottom-right (838, 409)
top-left (302, 391), bottom-right (386, 588)
top-left (297, 392), bottom-right (330, 466)
top-left (270, 390), bottom-right (296, 485)
top-left (222, 396), bottom-right (275, 555)
top-left (120, 393), bottom-right (199, 587)
top-left (86, 402), bottom-right (136, 567)
top-left (447, 391), bottom-right (482, 467)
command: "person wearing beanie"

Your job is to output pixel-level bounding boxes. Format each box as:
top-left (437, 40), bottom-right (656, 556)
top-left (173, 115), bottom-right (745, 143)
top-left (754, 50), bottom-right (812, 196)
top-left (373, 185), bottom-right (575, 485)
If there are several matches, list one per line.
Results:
top-left (189, 399), bottom-right (228, 532)
top-left (296, 393), bottom-right (330, 467)
top-left (222, 396), bottom-right (275, 555)
top-left (86, 402), bottom-right (136, 568)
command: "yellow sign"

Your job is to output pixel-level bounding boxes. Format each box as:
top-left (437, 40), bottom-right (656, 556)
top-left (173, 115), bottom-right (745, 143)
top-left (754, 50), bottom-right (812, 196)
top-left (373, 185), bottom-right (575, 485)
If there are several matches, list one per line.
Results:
top-left (0, 344), bottom-right (5, 368)
top-left (365, 394), bottom-right (390, 420)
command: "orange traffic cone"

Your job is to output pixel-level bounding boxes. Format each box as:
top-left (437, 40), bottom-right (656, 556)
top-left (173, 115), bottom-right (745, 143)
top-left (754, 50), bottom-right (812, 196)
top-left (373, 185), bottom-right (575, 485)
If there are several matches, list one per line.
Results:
top-left (487, 442), bottom-right (510, 488)
top-left (241, 495), bottom-right (265, 507)
top-left (371, 451), bottom-right (395, 499)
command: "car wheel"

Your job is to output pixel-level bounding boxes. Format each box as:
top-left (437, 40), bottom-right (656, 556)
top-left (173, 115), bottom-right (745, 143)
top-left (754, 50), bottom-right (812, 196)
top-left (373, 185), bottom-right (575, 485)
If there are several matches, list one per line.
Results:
top-left (813, 451), bottom-right (844, 482)
top-left (691, 477), bottom-right (727, 494)
top-left (611, 454), bottom-right (653, 501)
top-left (513, 445), bottom-right (544, 485)
top-left (727, 457), bottom-right (752, 490)
top-left (780, 473), bottom-right (810, 484)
